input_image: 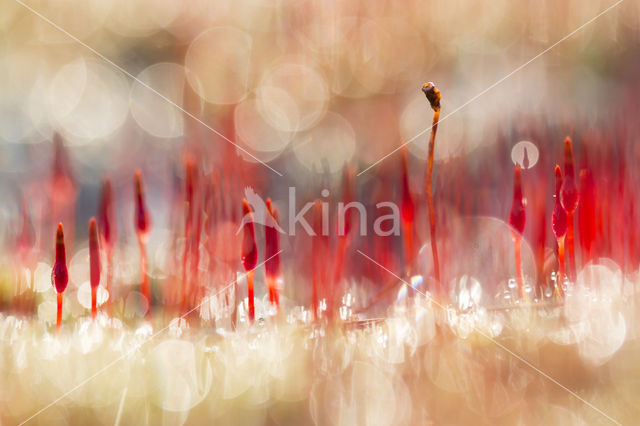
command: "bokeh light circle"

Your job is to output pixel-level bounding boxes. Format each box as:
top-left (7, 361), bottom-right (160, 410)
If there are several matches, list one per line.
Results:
top-left (107, 0), bottom-right (183, 37)
top-left (234, 98), bottom-right (290, 153)
top-left (76, 282), bottom-right (109, 309)
top-left (293, 112), bottom-right (356, 173)
top-left (185, 27), bottom-right (252, 105)
top-left (0, 44), bottom-right (52, 143)
top-left (257, 62), bottom-right (328, 133)
top-left (48, 57), bottom-right (129, 143)
top-left (511, 140), bottom-right (539, 169)
top-left (130, 62), bottom-right (186, 139)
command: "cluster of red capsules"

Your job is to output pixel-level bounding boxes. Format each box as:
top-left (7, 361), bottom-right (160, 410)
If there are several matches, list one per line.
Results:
top-left (50, 218), bottom-right (102, 335)
top-left (50, 170), bottom-right (149, 332)
top-left (49, 163), bottom-right (288, 331)
top-left (508, 137), bottom-right (580, 299)
top-left (43, 83), bottom-right (613, 332)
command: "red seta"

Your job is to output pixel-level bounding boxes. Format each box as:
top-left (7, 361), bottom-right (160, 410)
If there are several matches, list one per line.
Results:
top-left (89, 217), bottom-right (100, 319)
top-left (51, 223), bottom-right (68, 334)
top-left (134, 170), bottom-right (152, 310)
top-left (552, 165), bottom-right (568, 239)
top-left (265, 199), bottom-right (281, 308)
top-left (241, 200), bottom-right (257, 322)
top-left (509, 165), bottom-right (526, 235)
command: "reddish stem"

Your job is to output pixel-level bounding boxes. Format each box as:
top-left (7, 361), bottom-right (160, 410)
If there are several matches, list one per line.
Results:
top-left (134, 171), bottom-right (152, 314)
top-left (266, 277), bottom-right (274, 306)
top-left (567, 211), bottom-right (576, 280)
top-left (181, 158), bottom-right (196, 312)
top-left (509, 166), bottom-right (526, 299)
top-left (56, 293), bottom-right (63, 335)
top-left (331, 237), bottom-right (348, 312)
top-left (138, 236), bottom-right (150, 307)
top-left (556, 236), bottom-right (565, 297)
top-left (560, 137), bottom-right (579, 281)
top-left (400, 149), bottom-right (415, 270)
top-left (552, 165), bottom-right (568, 297)
top-left (330, 167), bottom-right (354, 317)
top-left (311, 200), bottom-right (324, 320)
top-left (189, 203), bottom-right (203, 312)
top-left (91, 288), bottom-right (97, 320)
top-left (265, 199), bottom-right (281, 309)
top-left (98, 178), bottom-right (115, 312)
top-left (241, 200), bottom-right (257, 323)
top-left (426, 119), bottom-right (440, 286)
top-left (422, 83), bottom-right (441, 294)
top-left (89, 218), bottom-right (100, 319)
top-left (247, 270), bottom-right (255, 323)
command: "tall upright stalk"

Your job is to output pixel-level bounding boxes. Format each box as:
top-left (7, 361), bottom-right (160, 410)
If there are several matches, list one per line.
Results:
top-left (422, 82), bottom-right (442, 295)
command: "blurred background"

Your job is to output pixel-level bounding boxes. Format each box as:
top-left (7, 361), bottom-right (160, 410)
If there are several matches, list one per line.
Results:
top-left (3, 2), bottom-right (640, 425)
top-left (0, 0), bottom-right (639, 311)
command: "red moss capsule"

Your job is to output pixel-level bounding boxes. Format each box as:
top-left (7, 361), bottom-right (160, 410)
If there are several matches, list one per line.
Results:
top-left (560, 137), bottom-right (579, 214)
top-left (134, 170), bottom-right (151, 238)
top-left (51, 223), bottom-right (68, 294)
top-left (98, 178), bottom-right (116, 249)
top-left (421, 82), bottom-right (441, 111)
top-left (241, 200), bottom-right (257, 272)
top-left (552, 165), bottom-right (568, 239)
top-left (89, 218), bottom-right (100, 289)
top-left (509, 166), bottom-right (526, 235)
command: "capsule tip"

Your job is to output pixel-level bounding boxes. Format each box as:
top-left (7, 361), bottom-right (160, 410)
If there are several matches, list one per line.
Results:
top-left (98, 177), bottom-right (115, 247)
top-left (421, 82), bottom-right (441, 111)
top-left (56, 223), bottom-right (64, 242)
top-left (564, 137), bottom-right (575, 173)
top-left (134, 169), bottom-right (143, 192)
top-left (242, 199), bottom-right (252, 217)
top-left (89, 217), bottom-right (97, 240)
top-left (564, 136), bottom-right (572, 147)
top-left (134, 170), bottom-right (150, 236)
top-left (554, 164), bottom-right (563, 193)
